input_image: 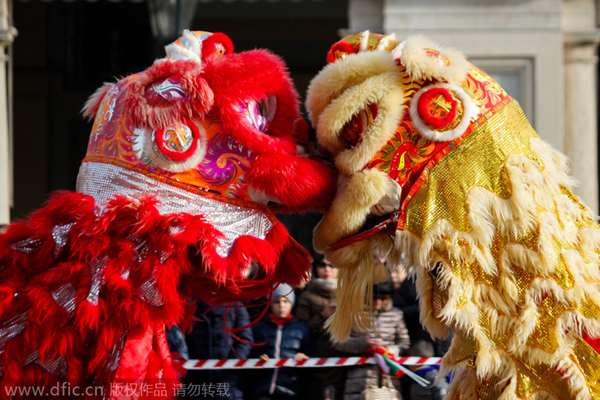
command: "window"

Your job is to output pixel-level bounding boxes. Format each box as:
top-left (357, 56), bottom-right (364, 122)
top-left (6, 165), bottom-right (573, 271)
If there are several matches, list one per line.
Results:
top-left (470, 58), bottom-right (534, 127)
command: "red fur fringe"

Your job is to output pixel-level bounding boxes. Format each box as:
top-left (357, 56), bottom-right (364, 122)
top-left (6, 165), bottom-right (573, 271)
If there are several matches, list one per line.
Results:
top-left (123, 60), bottom-right (214, 130)
top-left (0, 191), bottom-right (311, 398)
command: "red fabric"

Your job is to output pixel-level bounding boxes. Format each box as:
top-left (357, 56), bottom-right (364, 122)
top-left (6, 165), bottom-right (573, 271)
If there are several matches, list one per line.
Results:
top-left (584, 332), bottom-right (600, 354)
top-left (268, 314), bottom-right (294, 326)
top-left (0, 191), bottom-right (311, 398)
top-left (110, 325), bottom-right (180, 399)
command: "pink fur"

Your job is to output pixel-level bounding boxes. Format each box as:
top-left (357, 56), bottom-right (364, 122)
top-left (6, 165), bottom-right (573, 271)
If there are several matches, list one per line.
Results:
top-left (81, 83), bottom-right (114, 121)
top-left (123, 60), bottom-right (215, 130)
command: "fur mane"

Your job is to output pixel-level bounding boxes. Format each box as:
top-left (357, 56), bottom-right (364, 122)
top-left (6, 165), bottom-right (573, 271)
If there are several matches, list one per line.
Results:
top-left (397, 125), bottom-right (600, 399)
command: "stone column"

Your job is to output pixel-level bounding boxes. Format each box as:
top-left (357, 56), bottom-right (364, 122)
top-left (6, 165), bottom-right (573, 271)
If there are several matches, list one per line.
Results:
top-left (0, 0), bottom-right (15, 226)
top-left (563, 36), bottom-right (600, 215)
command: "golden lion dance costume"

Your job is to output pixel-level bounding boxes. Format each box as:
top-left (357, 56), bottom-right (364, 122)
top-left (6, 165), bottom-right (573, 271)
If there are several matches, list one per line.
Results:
top-left (307, 31), bottom-right (600, 399)
top-left (0, 30), bottom-right (336, 398)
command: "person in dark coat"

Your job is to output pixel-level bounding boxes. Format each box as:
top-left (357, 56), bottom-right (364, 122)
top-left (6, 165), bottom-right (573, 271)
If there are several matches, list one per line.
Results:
top-left (250, 283), bottom-right (312, 400)
top-left (296, 255), bottom-right (345, 400)
top-left (334, 281), bottom-right (410, 400)
top-left (165, 325), bottom-right (189, 360)
top-left (184, 300), bottom-right (254, 400)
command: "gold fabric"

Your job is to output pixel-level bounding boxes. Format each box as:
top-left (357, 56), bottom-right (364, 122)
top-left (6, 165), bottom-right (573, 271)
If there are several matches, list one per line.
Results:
top-left (404, 101), bottom-right (542, 238)
top-left (405, 101), bottom-right (600, 398)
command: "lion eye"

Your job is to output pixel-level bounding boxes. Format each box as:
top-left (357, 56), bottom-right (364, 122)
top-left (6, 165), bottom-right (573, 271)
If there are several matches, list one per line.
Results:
top-left (409, 83), bottom-right (477, 142)
top-left (238, 95), bottom-right (277, 134)
top-left (340, 103), bottom-right (378, 148)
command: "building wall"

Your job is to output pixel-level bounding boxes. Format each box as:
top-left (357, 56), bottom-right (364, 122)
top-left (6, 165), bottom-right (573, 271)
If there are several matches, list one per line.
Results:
top-left (0, 0), bottom-right (15, 225)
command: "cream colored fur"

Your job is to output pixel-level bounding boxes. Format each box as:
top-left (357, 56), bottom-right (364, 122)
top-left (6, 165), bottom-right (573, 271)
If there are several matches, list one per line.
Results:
top-left (313, 169), bottom-right (395, 253)
top-left (310, 33), bottom-right (600, 398)
top-left (306, 51), bottom-right (404, 175)
top-left (400, 35), bottom-right (470, 85)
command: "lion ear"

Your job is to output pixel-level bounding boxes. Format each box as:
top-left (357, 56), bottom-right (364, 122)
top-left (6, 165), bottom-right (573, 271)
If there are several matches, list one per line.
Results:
top-left (409, 83), bottom-right (478, 142)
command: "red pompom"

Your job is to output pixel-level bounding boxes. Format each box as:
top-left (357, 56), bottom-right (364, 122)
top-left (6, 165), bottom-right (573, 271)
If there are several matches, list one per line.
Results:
top-left (417, 87), bottom-right (459, 130)
top-left (327, 41), bottom-right (357, 64)
top-left (201, 32), bottom-right (234, 61)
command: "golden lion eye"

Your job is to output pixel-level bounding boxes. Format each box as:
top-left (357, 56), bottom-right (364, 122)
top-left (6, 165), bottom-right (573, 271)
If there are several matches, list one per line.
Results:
top-left (340, 103), bottom-right (378, 148)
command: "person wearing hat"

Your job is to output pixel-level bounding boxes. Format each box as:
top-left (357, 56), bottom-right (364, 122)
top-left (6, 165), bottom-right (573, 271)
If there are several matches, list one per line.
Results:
top-left (296, 255), bottom-right (346, 400)
top-left (250, 283), bottom-right (312, 399)
top-left (334, 280), bottom-right (410, 400)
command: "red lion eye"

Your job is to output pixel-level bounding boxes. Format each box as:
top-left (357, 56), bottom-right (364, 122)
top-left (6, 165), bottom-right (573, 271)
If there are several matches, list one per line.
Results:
top-left (327, 41), bottom-right (359, 64)
top-left (409, 83), bottom-right (477, 142)
top-left (201, 32), bottom-right (234, 61)
top-left (417, 87), bottom-right (461, 131)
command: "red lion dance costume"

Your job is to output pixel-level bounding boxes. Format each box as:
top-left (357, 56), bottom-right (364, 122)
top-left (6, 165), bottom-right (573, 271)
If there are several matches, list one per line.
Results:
top-left (0, 30), bottom-right (336, 398)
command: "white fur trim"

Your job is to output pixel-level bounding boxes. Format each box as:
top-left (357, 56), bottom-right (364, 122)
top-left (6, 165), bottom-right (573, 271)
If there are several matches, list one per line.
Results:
top-left (390, 41), bottom-right (404, 60)
top-left (409, 83), bottom-right (478, 142)
top-left (164, 29), bottom-right (202, 64)
top-left (359, 30), bottom-right (370, 52)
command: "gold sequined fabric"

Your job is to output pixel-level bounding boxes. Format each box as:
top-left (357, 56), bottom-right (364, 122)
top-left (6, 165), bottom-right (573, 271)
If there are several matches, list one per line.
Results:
top-left (404, 102), bottom-right (600, 398)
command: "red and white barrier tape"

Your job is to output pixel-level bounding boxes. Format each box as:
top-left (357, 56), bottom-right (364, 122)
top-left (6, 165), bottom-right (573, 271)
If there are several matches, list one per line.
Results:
top-left (183, 356), bottom-right (442, 370)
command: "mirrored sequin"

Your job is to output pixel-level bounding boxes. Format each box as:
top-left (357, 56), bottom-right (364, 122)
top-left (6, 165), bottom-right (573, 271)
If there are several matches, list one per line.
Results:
top-left (51, 283), bottom-right (77, 316)
top-left (86, 256), bottom-right (108, 306)
top-left (0, 312), bottom-right (27, 348)
top-left (23, 350), bottom-right (68, 378)
top-left (77, 162), bottom-right (274, 257)
top-left (106, 331), bottom-right (128, 372)
top-left (138, 274), bottom-right (165, 307)
top-left (129, 235), bottom-right (150, 264)
top-left (9, 238), bottom-right (43, 255)
top-left (51, 222), bottom-right (76, 258)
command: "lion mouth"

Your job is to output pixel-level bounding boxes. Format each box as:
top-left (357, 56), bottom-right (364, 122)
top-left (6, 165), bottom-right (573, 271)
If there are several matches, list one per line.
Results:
top-left (327, 177), bottom-right (403, 250)
top-left (329, 214), bottom-right (399, 250)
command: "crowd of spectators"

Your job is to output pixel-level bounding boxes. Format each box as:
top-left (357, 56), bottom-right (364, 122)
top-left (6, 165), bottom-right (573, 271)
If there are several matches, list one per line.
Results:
top-left (170, 257), bottom-right (452, 400)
